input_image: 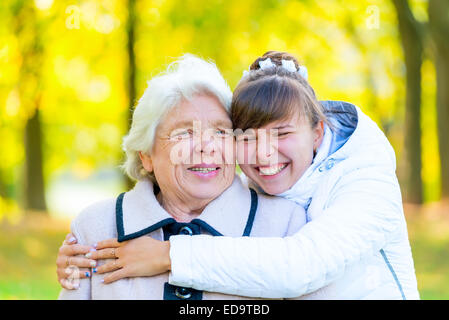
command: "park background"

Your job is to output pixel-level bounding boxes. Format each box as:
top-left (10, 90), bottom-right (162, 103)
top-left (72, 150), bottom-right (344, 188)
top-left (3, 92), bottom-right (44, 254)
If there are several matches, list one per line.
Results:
top-left (0, 0), bottom-right (448, 299)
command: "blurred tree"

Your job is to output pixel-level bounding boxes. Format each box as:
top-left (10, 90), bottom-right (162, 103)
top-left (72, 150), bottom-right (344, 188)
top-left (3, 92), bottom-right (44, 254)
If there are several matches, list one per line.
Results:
top-left (428, 0), bottom-right (449, 200)
top-left (0, 171), bottom-right (8, 201)
top-left (392, 0), bottom-right (424, 204)
top-left (127, 0), bottom-right (137, 132)
top-left (343, 14), bottom-right (380, 128)
top-left (24, 108), bottom-right (46, 211)
top-left (125, 0), bottom-right (137, 190)
top-left (12, 0), bottom-right (47, 211)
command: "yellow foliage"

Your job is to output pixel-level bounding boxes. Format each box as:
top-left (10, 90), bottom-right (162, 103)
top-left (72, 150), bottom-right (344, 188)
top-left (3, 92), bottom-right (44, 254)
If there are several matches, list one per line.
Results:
top-left (0, 0), bottom-right (443, 214)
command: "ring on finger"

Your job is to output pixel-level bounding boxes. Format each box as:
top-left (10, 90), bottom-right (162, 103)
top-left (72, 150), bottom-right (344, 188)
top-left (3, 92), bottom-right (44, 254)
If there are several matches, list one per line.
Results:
top-left (111, 248), bottom-right (116, 258)
top-left (66, 257), bottom-right (70, 266)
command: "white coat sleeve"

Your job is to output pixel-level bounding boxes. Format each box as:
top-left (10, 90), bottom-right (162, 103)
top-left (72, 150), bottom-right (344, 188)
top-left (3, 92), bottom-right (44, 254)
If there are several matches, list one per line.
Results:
top-left (168, 166), bottom-right (403, 298)
top-left (58, 217), bottom-right (91, 300)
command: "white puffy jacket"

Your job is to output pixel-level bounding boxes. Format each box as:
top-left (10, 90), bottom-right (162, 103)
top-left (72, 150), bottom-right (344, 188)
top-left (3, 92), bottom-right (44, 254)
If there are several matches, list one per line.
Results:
top-left (168, 101), bottom-right (420, 300)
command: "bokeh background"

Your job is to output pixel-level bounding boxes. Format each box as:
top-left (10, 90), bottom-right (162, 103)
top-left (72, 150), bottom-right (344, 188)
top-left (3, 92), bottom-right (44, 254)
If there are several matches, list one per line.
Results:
top-left (0, 0), bottom-right (448, 299)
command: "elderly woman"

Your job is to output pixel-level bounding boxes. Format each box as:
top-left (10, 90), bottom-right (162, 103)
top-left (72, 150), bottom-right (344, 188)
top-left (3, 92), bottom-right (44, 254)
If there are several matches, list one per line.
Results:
top-left (58, 55), bottom-right (306, 300)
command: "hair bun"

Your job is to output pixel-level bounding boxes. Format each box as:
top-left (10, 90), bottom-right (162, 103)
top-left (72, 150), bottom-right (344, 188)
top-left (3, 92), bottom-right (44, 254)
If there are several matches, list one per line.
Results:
top-left (249, 51), bottom-right (301, 71)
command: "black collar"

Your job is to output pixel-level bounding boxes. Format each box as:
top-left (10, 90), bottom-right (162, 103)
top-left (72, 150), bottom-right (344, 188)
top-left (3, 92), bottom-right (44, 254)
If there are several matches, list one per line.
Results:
top-left (115, 178), bottom-right (258, 242)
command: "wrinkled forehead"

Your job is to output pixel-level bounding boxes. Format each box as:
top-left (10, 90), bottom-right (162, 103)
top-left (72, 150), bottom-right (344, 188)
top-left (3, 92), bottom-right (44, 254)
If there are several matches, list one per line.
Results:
top-left (167, 118), bottom-right (233, 131)
top-left (159, 99), bottom-right (233, 133)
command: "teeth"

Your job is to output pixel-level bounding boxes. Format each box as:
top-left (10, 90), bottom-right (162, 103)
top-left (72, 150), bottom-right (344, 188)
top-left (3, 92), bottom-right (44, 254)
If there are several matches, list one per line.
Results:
top-left (188, 167), bottom-right (218, 173)
top-left (258, 164), bottom-right (287, 176)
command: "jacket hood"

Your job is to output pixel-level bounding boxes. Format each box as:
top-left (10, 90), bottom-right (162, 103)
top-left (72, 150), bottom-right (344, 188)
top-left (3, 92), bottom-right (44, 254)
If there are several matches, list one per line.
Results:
top-left (321, 100), bottom-right (397, 170)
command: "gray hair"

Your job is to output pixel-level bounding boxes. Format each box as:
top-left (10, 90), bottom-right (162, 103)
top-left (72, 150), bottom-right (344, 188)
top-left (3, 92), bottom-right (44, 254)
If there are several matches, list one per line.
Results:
top-left (121, 54), bottom-right (232, 182)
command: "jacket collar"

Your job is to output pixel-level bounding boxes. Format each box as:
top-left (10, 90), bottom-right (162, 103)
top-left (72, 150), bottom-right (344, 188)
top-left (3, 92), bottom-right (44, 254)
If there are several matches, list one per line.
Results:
top-left (117, 175), bottom-right (253, 241)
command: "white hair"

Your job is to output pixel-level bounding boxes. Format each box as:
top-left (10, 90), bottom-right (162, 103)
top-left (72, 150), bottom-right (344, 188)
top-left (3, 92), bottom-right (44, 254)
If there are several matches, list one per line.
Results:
top-left (121, 54), bottom-right (232, 182)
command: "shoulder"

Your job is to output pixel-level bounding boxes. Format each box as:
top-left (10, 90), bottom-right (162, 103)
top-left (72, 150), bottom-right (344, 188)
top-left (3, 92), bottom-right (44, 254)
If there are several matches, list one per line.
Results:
top-left (251, 192), bottom-right (306, 237)
top-left (70, 197), bottom-right (118, 244)
top-left (257, 192), bottom-right (301, 212)
top-left (74, 197), bottom-right (116, 224)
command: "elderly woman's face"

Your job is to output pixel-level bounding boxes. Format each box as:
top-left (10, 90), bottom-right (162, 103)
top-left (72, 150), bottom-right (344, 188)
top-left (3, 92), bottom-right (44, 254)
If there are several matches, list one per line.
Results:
top-left (142, 94), bottom-right (235, 203)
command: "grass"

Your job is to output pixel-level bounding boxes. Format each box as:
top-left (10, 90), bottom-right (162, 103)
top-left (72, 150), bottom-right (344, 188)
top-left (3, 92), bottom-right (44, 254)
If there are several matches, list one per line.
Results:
top-left (404, 201), bottom-right (449, 299)
top-left (0, 202), bottom-right (448, 300)
top-left (0, 214), bottom-right (70, 300)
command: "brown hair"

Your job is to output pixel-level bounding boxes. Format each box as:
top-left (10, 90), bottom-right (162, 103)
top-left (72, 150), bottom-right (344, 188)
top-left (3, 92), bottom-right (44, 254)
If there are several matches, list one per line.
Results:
top-left (231, 51), bottom-right (327, 131)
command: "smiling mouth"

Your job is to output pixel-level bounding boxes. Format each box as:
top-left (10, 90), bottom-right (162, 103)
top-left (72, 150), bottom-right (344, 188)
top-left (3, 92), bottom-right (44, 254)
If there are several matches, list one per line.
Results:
top-left (187, 167), bottom-right (220, 173)
top-left (257, 163), bottom-right (288, 176)
top-left (187, 162), bottom-right (221, 175)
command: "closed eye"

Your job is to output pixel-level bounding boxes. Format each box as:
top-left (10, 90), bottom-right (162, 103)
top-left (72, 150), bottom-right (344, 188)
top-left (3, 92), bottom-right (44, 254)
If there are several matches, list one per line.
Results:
top-left (170, 128), bottom-right (193, 140)
top-left (216, 128), bottom-right (231, 136)
top-left (237, 135), bottom-right (256, 142)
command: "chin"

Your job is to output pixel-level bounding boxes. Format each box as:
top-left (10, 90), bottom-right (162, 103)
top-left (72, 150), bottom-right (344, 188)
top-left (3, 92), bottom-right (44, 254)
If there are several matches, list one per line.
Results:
top-left (189, 186), bottom-right (222, 200)
top-left (246, 172), bottom-right (288, 195)
top-left (260, 183), bottom-right (289, 195)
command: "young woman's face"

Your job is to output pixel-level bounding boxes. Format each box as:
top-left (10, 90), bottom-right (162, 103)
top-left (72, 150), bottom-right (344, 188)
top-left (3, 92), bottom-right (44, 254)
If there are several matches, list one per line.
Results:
top-left (237, 113), bottom-right (324, 195)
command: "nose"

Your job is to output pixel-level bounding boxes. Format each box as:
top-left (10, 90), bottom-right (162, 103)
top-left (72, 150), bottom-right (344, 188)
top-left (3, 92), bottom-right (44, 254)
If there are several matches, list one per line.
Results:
top-left (192, 131), bottom-right (218, 165)
top-left (257, 133), bottom-right (277, 166)
top-left (201, 136), bottom-right (216, 155)
top-left (257, 145), bottom-right (275, 166)
top-left (192, 130), bottom-right (215, 154)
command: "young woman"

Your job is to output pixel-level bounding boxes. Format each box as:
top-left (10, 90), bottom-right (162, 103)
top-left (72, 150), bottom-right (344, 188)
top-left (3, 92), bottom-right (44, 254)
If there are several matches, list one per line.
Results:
top-left (57, 51), bottom-right (419, 299)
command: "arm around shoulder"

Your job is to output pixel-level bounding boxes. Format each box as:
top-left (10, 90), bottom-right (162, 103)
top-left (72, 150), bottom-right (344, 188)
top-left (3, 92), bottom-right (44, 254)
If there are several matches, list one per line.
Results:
top-left (169, 165), bottom-right (403, 298)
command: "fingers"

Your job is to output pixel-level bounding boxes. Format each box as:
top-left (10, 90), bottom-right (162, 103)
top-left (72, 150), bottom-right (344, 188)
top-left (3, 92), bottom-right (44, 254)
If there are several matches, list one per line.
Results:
top-left (63, 233), bottom-right (77, 245)
top-left (59, 243), bottom-right (93, 257)
top-left (60, 278), bottom-right (79, 290)
top-left (94, 259), bottom-right (122, 275)
top-left (56, 255), bottom-right (97, 269)
top-left (70, 256), bottom-right (98, 268)
top-left (57, 266), bottom-right (91, 281)
top-left (74, 267), bottom-right (93, 279)
top-left (58, 266), bottom-right (92, 290)
top-left (102, 268), bottom-right (128, 284)
top-left (95, 238), bottom-right (121, 250)
top-left (87, 247), bottom-right (119, 260)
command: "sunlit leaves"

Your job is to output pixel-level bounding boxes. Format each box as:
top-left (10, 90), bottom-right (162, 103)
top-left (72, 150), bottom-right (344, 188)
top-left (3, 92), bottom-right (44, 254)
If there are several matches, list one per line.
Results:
top-left (0, 0), bottom-right (442, 212)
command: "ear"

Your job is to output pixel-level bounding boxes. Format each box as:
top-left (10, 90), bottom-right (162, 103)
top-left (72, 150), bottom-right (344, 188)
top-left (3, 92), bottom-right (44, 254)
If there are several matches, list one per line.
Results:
top-left (312, 120), bottom-right (325, 151)
top-left (139, 151), bottom-right (153, 173)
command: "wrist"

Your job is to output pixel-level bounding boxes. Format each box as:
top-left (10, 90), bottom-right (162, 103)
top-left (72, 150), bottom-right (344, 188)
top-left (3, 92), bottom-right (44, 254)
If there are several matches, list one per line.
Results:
top-left (162, 240), bottom-right (171, 271)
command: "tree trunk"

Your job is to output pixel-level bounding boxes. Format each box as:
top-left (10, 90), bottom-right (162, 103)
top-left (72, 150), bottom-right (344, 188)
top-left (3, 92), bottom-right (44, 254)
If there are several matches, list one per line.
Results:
top-left (24, 107), bottom-right (46, 211)
top-left (13, 1), bottom-right (47, 212)
top-left (428, 0), bottom-right (449, 200)
top-left (0, 170), bottom-right (8, 200)
top-left (392, 0), bottom-right (424, 203)
top-left (125, 0), bottom-right (137, 190)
